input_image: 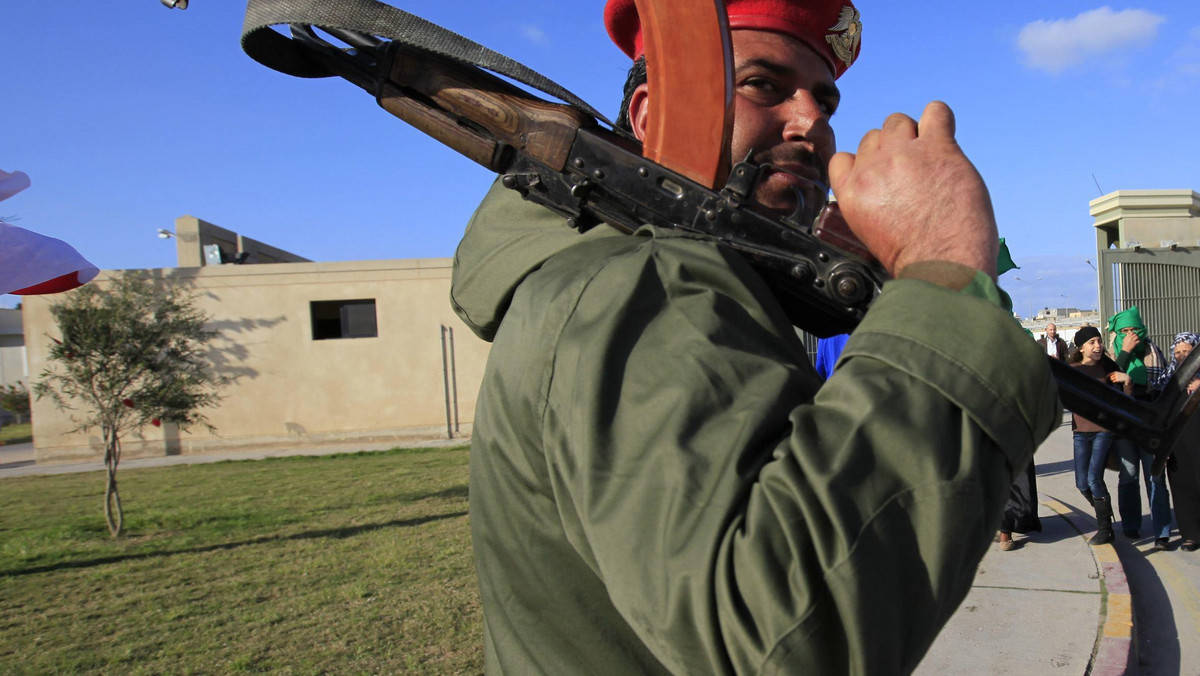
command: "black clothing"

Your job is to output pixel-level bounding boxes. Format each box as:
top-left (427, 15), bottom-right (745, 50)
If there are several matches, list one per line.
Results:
top-left (1000, 460), bottom-right (1042, 534)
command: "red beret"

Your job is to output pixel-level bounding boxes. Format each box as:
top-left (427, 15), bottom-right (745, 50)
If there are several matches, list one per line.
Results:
top-left (604, 0), bottom-right (861, 79)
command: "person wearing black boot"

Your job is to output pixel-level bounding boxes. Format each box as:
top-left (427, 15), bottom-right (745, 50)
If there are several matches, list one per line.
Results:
top-left (1069, 326), bottom-right (1129, 543)
top-left (1091, 496), bottom-right (1116, 545)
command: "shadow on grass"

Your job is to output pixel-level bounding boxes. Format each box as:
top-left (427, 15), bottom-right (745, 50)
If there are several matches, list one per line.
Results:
top-left (403, 484), bottom-right (469, 502)
top-left (2, 509), bottom-right (468, 577)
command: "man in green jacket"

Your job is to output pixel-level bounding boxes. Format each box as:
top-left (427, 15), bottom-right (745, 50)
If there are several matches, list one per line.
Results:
top-left (450, 0), bottom-right (1060, 673)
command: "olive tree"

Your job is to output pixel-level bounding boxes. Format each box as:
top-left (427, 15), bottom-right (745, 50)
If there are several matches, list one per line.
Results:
top-left (34, 273), bottom-right (227, 536)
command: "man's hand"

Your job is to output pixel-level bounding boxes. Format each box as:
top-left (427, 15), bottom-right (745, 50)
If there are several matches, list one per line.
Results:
top-left (1121, 332), bottom-right (1141, 354)
top-left (827, 101), bottom-right (998, 278)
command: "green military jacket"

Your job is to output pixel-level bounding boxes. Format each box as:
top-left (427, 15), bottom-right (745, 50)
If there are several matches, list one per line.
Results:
top-left (451, 180), bottom-right (1060, 675)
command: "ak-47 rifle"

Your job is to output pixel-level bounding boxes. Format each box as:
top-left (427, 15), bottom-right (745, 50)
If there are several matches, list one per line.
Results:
top-left (241, 0), bottom-right (1200, 472)
top-left (244, 1), bottom-right (880, 338)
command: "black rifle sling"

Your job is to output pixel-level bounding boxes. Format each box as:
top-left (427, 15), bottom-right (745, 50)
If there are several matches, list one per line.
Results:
top-left (242, 0), bottom-right (619, 131)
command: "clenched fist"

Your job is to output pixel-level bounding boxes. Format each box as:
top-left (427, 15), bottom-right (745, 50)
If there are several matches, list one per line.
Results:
top-left (828, 102), bottom-right (998, 279)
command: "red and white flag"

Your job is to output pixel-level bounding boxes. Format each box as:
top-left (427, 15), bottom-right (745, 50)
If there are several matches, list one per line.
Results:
top-left (1, 169), bottom-right (99, 296)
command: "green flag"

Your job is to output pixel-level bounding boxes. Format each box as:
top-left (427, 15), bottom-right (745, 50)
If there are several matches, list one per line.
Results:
top-left (997, 238), bottom-right (1019, 276)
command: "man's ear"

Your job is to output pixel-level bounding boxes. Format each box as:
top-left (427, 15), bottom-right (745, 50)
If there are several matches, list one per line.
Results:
top-left (629, 83), bottom-right (650, 142)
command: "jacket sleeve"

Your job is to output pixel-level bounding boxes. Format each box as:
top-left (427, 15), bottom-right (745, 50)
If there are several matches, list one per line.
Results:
top-left (538, 235), bottom-right (1060, 675)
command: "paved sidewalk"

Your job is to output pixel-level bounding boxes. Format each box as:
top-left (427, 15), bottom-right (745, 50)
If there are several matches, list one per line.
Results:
top-left (0, 436), bottom-right (467, 478)
top-left (916, 418), bottom-right (1133, 676)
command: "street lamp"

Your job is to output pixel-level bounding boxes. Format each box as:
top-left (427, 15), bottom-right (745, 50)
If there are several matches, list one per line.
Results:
top-left (1084, 259), bottom-right (1103, 317)
top-left (157, 228), bottom-right (175, 239)
top-left (1012, 275), bottom-right (1043, 321)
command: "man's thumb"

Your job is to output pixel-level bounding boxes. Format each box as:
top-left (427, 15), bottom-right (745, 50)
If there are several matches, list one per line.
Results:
top-left (827, 152), bottom-right (856, 197)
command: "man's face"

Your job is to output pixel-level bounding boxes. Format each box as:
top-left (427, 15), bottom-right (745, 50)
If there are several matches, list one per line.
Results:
top-left (1046, 324), bottom-right (1056, 339)
top-left (727, 30), bottom-right (839, 218)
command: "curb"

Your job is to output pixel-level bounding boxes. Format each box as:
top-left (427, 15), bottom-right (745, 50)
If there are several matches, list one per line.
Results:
top-left (0, 437), bottom-right (472, 479)
top-left (1039, 493), bottom-right (1135, 676)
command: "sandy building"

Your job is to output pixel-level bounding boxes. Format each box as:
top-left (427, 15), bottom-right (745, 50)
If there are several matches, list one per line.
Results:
top-left (23, 216), bottom-right (489, 463)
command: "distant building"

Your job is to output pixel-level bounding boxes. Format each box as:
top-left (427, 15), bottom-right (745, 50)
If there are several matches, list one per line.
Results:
top-left (1035, 307), bottom-right (1083, 321)
top-left (23, 216), bottom-right (489, 463)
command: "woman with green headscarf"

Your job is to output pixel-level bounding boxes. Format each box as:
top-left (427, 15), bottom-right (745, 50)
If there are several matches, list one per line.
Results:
top-left (1106, 306), bottom-right (1174, 550)
top-left (1107, 306), bottom-right (1168, 394)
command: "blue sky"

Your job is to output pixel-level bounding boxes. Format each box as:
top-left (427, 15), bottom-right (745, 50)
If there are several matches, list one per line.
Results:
top-left (4, 1), bottom-right (1199, 317)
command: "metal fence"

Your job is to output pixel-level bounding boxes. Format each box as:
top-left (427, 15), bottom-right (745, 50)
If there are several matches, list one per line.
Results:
top-left (1100, 249), bottom-right (1200, 348)
top-left (795, 329), bottom-right (821, 367)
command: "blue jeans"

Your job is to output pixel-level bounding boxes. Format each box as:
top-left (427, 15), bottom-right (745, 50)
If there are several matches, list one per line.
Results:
top-left (1073, 431), bottom-right (1113, 500)
top-left (1114, 437), bottom-right (1173, 539)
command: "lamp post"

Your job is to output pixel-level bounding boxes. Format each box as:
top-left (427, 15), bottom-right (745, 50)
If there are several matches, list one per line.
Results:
top-left (1012, 275), bottom-right (1043, 321)
top-left (1085, 258), bottom-right (1102, 317)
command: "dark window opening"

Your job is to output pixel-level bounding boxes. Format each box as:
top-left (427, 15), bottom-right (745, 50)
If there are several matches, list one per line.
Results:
top-left (311, 299), bottom-right (378, 340)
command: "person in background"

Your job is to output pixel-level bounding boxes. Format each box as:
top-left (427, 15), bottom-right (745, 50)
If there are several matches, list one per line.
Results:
top-left (1064, 323), bottom-right (1098, 364)
top-left (1036, 322), bottom-right (1068, 360)
top-left (1107, 307), bottom-right (1167, 398)
top-left (1163, 332), bottom-right (1200, 551)
top-left (814, 333), bottom-right (849, 380)
top-left (996, 459), bottom-right (1041, 551)
top-left (1106, 306), bottom-right (1172, 550)
top-left (995, 244), bottom-right (1042, 551)
top-left (1068, 326), bottom-right (1130, 545)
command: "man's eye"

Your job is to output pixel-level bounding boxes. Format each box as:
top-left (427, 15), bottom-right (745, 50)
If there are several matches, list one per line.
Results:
top-left (738, 78), bottom-right (788, 106)
top-left (741, 77), bottom-right (777, 92)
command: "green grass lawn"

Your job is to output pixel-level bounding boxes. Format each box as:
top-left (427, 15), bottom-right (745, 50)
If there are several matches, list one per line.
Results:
top-left (0, 422), bottom-right (32, 445)
top-left (0, 446), bottom-right (481, 675)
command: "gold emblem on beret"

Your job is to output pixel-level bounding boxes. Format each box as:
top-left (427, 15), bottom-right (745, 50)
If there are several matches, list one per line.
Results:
top-left (825, 6), bottom-right (862, 68)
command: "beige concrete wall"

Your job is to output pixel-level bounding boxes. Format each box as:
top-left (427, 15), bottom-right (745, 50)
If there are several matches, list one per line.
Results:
top-left (24, 259), bottom-right (490, 462)
top-left (1091, 190), bottom-right (1200, 249)
top-left (173, 215), bottom-right (312, 267)
top-left (1117, 217), bottom-right (1200, 249)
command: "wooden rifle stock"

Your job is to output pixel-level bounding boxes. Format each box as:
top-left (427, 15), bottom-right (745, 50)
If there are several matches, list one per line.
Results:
top-left (377, 45), bottom-right (594, 173)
